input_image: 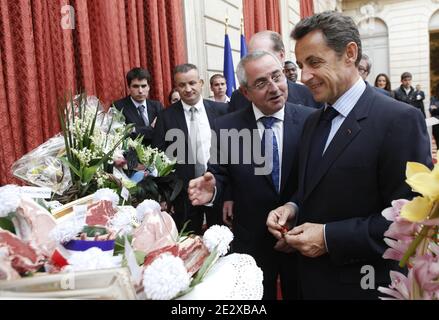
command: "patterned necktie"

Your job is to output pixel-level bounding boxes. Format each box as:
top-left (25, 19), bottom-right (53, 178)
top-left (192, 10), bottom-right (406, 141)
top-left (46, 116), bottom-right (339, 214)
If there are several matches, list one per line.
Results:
top-left (305, 106), bottom-right (339, 191)
top-left (260, 116), bottom-right (280, 193)
top-left (138, 104), bottom-right (149, 126)
top-left (189, 106), bottom-right (205, 177)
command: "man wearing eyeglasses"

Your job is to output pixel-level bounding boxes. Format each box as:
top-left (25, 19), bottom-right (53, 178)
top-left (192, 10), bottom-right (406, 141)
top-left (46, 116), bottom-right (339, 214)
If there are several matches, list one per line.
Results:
top-left (358, 54), bottom-right (391, 97)
top-left (228, 31), bottom-right (322, 113)
top-left (113, 67), bottom-right (164, 146)
top-left (187, 51), bottom-right (313, 299)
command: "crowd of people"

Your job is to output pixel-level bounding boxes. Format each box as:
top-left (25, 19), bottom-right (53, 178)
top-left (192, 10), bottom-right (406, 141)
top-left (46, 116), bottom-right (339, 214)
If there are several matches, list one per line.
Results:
top-left (112, 11), bottom-right (434, 300)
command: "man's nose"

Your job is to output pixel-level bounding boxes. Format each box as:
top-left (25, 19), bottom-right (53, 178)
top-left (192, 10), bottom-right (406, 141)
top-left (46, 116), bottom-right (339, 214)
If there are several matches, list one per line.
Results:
top-left (301, 67), bottom-right (312, 84)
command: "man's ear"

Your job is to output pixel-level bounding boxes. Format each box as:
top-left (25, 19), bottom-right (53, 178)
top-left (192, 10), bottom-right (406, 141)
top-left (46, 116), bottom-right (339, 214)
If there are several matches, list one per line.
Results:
top-left (345, 42), bottom-right (358, 65)
top-left (200, 79), bottom-right (204, 87)
top-left (240, 85), bottom-right (251, 101)
top-left (279, 49), bottom-right (285, 63)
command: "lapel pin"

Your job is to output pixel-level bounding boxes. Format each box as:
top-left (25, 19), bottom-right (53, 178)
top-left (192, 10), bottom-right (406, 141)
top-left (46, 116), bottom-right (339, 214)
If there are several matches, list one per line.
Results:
top-left (347, 129), bottom-right (352, 135)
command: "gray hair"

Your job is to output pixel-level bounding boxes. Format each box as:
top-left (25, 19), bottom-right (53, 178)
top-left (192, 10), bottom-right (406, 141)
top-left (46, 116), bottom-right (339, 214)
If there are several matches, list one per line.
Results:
top-left (361, 54), bottom-right (372, 73)
top-left (173, 63), bottom-right (198, 78)
top-left (236, 51), bottom-right (283, 87)
top-left (249, 31), bottom-right (285, 53)
top-left (291, 11), bottom-right (362, 66)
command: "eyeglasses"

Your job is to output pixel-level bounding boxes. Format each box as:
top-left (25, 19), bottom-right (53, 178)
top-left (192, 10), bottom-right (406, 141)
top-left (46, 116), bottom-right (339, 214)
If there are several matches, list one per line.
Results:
top-left (358, 66), bottom-right (368, 74)
top-left (248, 72), bottom-right (285, 91)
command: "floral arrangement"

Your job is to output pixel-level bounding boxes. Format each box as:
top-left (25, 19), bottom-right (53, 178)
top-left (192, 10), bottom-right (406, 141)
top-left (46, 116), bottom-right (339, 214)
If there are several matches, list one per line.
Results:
top-left (379, 162), bottom-right (439, 299)
top-left (0, 186), bottom-right (234, 300)
top-left (58, 94), bottom-right (133, 199)
top-left (106, 136), bottom-right (181, 207)
top-left (12, 94), bottom-right (181, 207)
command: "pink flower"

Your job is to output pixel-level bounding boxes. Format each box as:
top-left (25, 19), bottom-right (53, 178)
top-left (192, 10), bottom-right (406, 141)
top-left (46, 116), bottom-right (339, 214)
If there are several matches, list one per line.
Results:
top-left (411, 249), bottom-right (439, 298)
top-left (382, 199), bottom-right (410, 221)
top-left (383, 238), bottom-right (410, 261)
top-left (378, 271), bottom-right (411, 300)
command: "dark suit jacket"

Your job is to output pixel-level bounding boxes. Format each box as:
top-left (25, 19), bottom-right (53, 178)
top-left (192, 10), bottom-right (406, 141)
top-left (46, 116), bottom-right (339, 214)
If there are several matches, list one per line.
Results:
top-left (208, 102), bottom-right (314, 299)
top-left (151, 99), bottom-right (228, 233)
top-left (293, 85), bottom-right (432, 299)
top-left (113, 96), bottom-right (164, 145)
top-left (228, 80), bottom-right (323, 112)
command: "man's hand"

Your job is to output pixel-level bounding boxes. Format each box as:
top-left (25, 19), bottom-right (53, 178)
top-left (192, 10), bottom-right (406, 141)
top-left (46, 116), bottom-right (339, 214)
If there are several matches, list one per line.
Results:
top-left (266, 203), bottom-right (296, 240)
top-left (188, 172), bottom-right (216, 206)
top-left (222, 201), bottom-right (234, 227)
top-left (284, 223), bottom-right (327, 258)
top-left (273, 238), bottom-right (295, 253)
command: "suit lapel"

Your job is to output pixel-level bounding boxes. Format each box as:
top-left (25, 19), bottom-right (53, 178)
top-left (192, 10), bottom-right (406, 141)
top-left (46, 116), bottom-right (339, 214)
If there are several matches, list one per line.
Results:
top-left (125, 97), bottom-right (144, 126)
top-left (304, 115), bottom-right (361, 200)
top-left (303, 87), bottom-right (373, 200)
top-left (298, 109), bottom-right (322, 200)
top-left (203, 100), bottom-right (216, 128)
top-left (280, 105), bottom-right (298, 193)
top-left (146, 99), bottom-right (155, 124)
top-left (174, 101), bottom-right (189, 137)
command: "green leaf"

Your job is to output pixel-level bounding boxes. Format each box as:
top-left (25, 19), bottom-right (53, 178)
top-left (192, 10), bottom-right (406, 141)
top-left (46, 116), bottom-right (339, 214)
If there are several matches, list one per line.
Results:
top-left (61, 156), bottom-right (81, 177)
top-left (191, 247), bottom-right (218, 287)
top-left (114, 234), bottom-right (133, 255)
top-left (177, 220), bottom-right (194, 241)
top-left (82, 226), bottom-right (108, 237)
top-left (82, 165), bottom-right (99, 183)
top-left (0, 217), bottom-right (15, 233)
top-left (134, 250), bottom-right (147, 265)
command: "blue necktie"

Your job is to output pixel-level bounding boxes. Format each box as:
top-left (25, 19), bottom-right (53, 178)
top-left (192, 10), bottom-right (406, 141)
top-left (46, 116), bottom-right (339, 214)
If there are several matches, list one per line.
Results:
top-left (138, 104), bottom-right (149, 126)
top-left (305, 106), bottom-right (339, 191)
top-left (260, 116), bottom-right (280, 193)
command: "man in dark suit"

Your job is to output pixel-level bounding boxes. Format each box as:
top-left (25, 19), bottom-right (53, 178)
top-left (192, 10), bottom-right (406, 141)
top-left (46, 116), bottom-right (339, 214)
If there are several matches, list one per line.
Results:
top-left (152, 64), bottom-right (227, 235)
top-left (228, 31), bottom-right (322, 113)
top-left (187, 51), bottom-right (314, 299)
top-left (266, 12), bottom-right (432, 300)
top-left (113, 68), bottom-right (163, 145)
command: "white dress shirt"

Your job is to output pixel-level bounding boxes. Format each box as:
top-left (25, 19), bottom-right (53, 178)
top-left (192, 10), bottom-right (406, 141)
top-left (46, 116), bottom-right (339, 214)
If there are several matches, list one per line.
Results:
top-left (130, 97), bottom-right (149, 125)
top-left (323, 77), bottom-right (366, 153)
top-left (181, 98), bottom-right (212, 170)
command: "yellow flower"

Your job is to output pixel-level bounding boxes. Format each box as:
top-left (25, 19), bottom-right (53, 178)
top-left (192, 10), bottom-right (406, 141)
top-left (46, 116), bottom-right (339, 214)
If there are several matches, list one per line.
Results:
top-left (400, 196), bottom-right (432, 222)
top-left (405, 162), bottom-right (439, 200)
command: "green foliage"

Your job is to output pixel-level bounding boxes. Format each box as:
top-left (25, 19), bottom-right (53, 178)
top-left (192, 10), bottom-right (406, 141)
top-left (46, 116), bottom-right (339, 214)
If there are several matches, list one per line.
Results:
top-left (0, 217), bottom-right (15, 233)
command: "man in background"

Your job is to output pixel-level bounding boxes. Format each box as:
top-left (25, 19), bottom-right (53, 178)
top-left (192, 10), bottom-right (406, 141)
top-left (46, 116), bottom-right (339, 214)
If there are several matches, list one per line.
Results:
top-left (152, 64), bottom-right (227, 235)
top-left (113, 67), bottom-right (163, 145)
top-left (358, 54), bottom-right (391, 97)
top-left (283, 60), bottom-right (298, 83)
top-left (210, 74), bottom-right (230, 103)
top-left (228, 30), bottom-right (323, 113)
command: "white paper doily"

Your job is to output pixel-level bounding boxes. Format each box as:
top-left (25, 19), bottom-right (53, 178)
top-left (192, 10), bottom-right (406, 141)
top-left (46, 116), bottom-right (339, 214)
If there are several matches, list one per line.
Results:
top-left (177, 253), bottom-right (263, 300)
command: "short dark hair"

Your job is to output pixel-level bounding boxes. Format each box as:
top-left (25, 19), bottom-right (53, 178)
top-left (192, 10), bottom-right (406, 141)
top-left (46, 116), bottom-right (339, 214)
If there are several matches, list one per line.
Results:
top-left (401, 72), bottom-right (412, 81)
top-left (291, 11), bottom-right (362, 66)
top-left (284, 60), bottom-right (297, 68)
top-left (210, 74), bottom-right (225, 86)
top-left (126, 67), bottom-right (151, 86)
top-left (173, 63), bottom-right (198, 78)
